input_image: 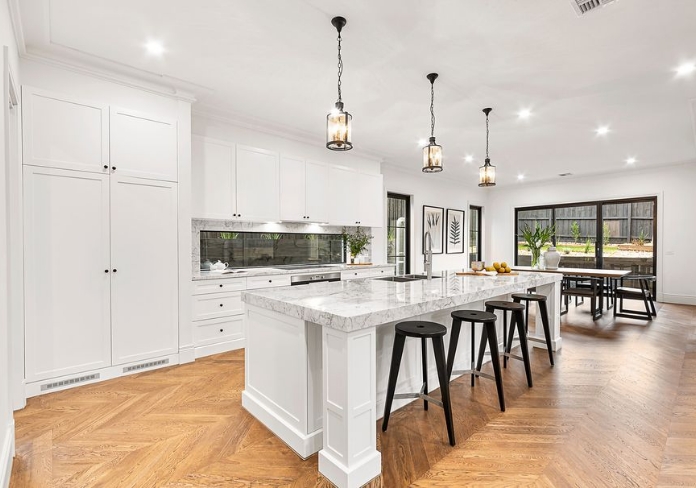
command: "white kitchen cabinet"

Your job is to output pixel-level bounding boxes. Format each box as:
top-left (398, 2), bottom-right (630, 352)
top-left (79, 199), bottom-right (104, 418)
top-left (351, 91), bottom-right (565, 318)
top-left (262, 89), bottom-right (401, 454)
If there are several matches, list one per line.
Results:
top-left (329, 168), bottom-right (383, 227)
top-left (23, 166), bottom-right (111, 382)
top-left (279, 158), bottom-right (330, 223)
top-left (192, 136), bottom-right (236, 220)
top-left (341, 267), bottom-right (394, 281)
top-left (236, 145), bottom-right (280, 222)
top-left (110, 176), bottom-right (179, 365)
top-left (110, 107), bottom-right (178, 182)
top-left (22, 86), bottom-right (109, 174)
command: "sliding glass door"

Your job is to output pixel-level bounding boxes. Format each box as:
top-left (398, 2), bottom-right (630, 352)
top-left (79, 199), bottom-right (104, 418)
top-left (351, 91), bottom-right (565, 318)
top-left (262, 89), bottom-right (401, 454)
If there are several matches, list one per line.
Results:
top-left (515, 197), bottom-right (657, 276)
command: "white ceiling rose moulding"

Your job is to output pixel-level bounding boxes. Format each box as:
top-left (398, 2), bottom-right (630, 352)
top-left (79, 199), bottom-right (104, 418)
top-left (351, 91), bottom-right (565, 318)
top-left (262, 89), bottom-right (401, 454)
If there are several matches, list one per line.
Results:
top-left (7, 0), bottom-right (199, 103)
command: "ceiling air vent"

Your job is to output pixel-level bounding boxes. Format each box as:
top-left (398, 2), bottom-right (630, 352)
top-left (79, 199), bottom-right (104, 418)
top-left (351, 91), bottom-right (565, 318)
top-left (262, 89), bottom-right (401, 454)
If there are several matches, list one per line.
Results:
top-left (571, 0), bottom-right (616, 16)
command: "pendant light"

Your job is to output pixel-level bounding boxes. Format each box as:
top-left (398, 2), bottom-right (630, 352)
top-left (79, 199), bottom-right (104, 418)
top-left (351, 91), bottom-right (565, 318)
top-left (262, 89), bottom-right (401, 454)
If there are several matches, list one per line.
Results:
top-left (478, 107), bottom-right (496, 187)
top-left (326, 16), bottom-right (352, 151)
top-left (422, 73), bottom-right (443, 173)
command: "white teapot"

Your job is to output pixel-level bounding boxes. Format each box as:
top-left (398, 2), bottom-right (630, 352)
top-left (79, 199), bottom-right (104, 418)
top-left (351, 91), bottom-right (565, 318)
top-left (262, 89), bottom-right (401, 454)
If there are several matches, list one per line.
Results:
top-left (211, 260), bottom-right (228, 271)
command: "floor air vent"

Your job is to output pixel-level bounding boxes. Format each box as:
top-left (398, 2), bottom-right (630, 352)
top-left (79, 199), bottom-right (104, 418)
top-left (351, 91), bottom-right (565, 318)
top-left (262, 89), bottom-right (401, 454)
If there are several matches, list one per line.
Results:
top-left (571, 0), bottom-right (616, 16)
top-left (41, 373), bottom-right (100, 391)
top-left (123, 358), bottom-right (169, 373)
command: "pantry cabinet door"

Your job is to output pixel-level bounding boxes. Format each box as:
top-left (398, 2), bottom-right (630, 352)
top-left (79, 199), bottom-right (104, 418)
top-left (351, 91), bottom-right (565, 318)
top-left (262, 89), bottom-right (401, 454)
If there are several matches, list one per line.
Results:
top-left (305, 161), bottom-right (330, 223)
top-left (22, 86), bottom-right (109, 174)
top-left (110, 176), bottom-right (179, 365)
top-left (236, 145), bottom-right (280, 222)
top-left (279, 155), bottom-right (306, 221)
top-left (110, 107), bottom-right (178, 182)
top-left (192, 136), bottom-right (236, 219)
top-left (24, 166), bottom-right (111, 382)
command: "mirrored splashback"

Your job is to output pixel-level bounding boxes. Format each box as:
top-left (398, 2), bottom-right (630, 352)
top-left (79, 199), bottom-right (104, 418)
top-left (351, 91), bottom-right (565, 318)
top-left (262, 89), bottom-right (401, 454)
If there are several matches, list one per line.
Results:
top-left (200, 231), bottom-right (345, 269)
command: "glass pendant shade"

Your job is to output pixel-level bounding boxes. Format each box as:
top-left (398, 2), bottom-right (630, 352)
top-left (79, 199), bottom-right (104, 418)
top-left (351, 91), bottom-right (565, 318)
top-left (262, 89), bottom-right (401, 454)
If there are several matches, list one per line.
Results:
top-left (479, 159), bottom-right (496, 187)
top-left (326, 102), bottom-right (352, 151)
top-left (422, 137), bottom-right (443, 173)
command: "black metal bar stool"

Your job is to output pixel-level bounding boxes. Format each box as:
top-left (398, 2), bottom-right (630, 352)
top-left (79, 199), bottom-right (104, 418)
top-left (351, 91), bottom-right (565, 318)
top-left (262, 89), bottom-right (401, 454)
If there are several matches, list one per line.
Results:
top-left (446, 310), bottom-right (505, 411)
top-left (511, 293), bottom-right (554, 366)
top-left (483, 300), bottom-right (533, 388)
top-left (382, 321), bottom-right (455, 446)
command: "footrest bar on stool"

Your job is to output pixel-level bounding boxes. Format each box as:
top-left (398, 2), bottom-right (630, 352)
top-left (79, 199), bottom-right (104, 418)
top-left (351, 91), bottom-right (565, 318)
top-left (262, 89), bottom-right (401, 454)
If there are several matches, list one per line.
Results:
top-left (393, 393), bottom-right (444, 408)
top-left (503, 352), bottom-right (525, 362)
top-left (451, 369), bottom-right (496, 382)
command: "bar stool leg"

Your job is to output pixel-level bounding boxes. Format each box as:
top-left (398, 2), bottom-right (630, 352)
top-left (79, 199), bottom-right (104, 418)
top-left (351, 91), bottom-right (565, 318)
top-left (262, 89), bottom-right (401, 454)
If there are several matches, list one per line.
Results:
top-left (506, 311), bottom-right (516, 364)
top-left (484, 323), bottom-right (505, 412)
top-left (432, 336), bottom-right (455, 446)
top-left (513, 310), bottom-right (533, 387)
top-left (538, 300), bottom-right (554, 366)
top-left (470, 323), bottom-right (475, 387)
top-left (421, 337), bottom-right (428, 411)
top-left (525, 301), bottom-right (530, 334)
top-left (382, 333), bottom-right (406, 432)
top-left (502, 311), bottom-right (508, 368)
top-left (446, 319), bottom-right (462, 379)
top-left (476, 324), bottom-right (489, 372)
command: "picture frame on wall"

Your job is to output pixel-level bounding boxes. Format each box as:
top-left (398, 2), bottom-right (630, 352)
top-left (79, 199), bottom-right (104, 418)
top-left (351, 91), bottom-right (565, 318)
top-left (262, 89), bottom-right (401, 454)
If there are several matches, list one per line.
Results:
top-left (446, 208), bottom-right (465, 254)
top-left (423, 205), bottom-right (444, 254)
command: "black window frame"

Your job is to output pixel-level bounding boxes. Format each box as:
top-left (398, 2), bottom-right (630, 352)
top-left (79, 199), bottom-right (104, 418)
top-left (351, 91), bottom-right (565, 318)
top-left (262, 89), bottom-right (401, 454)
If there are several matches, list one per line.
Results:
top-left (469, 205), bottom-right (482, 264)
top-left (387, 192), bottom-right (411, 274)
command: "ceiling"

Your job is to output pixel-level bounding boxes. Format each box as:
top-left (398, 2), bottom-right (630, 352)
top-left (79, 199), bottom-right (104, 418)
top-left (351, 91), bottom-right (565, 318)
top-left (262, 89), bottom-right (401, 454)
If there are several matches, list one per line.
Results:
top-left (16, 0), bottom-right (696, 186)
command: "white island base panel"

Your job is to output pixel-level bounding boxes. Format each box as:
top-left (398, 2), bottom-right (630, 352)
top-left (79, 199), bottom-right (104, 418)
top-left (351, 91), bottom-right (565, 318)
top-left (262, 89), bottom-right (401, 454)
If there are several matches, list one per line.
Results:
top-left (242, 277), bottom-right (561, 488)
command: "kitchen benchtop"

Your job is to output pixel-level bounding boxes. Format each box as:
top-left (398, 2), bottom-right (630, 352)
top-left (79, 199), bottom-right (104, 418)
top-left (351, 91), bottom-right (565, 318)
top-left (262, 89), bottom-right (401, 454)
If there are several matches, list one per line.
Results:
top-left (241, 270), bottom-right (562, 332)
top-left (192, 263), bottom-right (396, 281)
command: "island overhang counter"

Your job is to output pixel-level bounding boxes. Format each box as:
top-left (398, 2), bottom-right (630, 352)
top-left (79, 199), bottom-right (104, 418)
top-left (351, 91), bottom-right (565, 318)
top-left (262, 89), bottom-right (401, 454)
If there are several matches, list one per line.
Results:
top-left (241, 270), bottom-right (562, 488)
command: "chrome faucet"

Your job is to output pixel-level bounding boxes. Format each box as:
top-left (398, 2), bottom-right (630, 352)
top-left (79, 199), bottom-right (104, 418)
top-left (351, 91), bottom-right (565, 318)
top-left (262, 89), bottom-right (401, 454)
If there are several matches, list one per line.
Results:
top-left (424, 231), bottom-right (433, 281)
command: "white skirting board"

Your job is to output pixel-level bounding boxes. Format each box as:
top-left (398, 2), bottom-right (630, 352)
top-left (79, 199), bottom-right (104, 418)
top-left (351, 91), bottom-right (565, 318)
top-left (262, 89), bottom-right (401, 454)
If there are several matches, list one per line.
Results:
top-left (658, 293), bottom-right (696, 306)
top-left (1, 420), bottom-right (15, 488)
top-left (194, 338), bottom-right (245, 359)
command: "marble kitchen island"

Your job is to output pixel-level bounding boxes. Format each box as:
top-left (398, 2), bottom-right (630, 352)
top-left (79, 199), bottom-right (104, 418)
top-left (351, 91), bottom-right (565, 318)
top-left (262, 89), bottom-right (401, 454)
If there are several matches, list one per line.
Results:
top-left (241, 270), bottom-right (563, 488)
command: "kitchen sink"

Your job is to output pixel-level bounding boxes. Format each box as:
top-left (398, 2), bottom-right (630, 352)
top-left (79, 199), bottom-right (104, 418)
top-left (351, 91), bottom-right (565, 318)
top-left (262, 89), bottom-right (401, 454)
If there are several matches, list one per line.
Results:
top-left (374, 274), bottom-right (442, 283)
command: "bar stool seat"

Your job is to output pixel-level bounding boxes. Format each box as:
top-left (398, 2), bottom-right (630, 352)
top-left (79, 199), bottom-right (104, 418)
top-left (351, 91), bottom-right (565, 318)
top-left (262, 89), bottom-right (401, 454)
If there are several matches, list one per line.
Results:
top-left (511, 293), bottom-right (554, 366)
top-left (484, 300), bottom-right (533, 388)
top-left (447, 310), bottom-right (505, 411)
top-left (382, 321), bottom-right (455, 446)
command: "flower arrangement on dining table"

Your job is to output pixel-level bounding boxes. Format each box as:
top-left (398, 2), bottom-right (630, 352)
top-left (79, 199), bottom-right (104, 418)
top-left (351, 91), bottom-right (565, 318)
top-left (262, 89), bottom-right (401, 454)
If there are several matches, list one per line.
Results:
top-left (521, 223), bottom-right (556, 269)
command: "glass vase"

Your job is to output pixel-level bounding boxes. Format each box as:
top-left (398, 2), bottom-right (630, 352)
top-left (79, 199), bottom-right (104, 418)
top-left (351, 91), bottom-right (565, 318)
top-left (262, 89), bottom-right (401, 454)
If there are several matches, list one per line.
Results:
top-left (530, 248), bottom-right (541, 269)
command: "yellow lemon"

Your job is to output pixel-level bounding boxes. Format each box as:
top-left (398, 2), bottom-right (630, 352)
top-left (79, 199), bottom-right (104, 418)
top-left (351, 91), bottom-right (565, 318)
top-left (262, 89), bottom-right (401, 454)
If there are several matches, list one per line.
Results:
top-left (505, 267), bottom-right (511, 273)
top-left (492, 262), bottom-right (500, 269)
top-left (501, 262), bottom-right (508, 269)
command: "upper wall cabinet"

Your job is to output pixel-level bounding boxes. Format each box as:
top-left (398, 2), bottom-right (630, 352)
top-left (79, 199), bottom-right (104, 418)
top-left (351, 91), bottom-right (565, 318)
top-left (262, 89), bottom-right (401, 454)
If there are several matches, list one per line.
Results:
top-left (279, 157), bottom-right (330, 223)
top-left (110, 107), bottom-right (178, 182)
top-left (328, 167), bottom-right (384, 228)
top-left (192, 136), bottom-right (236, 220)
top-left (22, 86), bottom-right (109, 174)
top-left (235, 145), bottom-right (280, 222)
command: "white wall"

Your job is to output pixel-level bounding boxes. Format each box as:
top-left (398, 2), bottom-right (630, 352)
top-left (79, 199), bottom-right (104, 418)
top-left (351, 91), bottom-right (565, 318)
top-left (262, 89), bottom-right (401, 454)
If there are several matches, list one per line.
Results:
top-left (377, 164), bottom-right (489, 274)
top-left (486, 162), bottom-right (696, 305)
top-left (1, 0), bottom-right (20, 483)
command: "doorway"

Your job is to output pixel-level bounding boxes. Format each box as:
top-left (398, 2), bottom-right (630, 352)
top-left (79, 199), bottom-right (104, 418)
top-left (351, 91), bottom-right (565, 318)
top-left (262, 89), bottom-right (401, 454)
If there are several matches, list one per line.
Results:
top-left (387, 193), bottom-right (410, 275)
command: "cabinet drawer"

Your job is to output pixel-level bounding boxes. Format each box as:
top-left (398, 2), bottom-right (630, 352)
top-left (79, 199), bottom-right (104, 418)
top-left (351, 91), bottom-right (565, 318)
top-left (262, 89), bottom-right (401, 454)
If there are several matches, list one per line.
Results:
top-left (193, 292), bottom-right (243, 321)
top-left (246, 274), bottom-right (292, 290)
top-left (193, 278), bottom-right (247, 295)
top-left (194, 316), bottom-right (244, 347)
top-left (341, 267), bottom-right (393, 280)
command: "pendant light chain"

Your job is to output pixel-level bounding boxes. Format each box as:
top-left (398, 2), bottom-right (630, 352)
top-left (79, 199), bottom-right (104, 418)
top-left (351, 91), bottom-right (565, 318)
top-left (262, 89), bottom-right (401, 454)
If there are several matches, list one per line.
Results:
top-left (336, 32), bottom-right (343, 103)
top-left (485, 111), bottom-right (490, 159)
top-left (430, 82), bottom-right (435, 138)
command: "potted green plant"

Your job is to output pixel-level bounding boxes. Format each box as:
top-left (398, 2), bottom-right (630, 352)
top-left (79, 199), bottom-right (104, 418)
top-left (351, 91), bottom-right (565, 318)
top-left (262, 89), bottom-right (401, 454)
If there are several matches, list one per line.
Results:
top-left (342, 227), bottom-right (373, 264)
top-left (521, 223), bottom-right (555, 269)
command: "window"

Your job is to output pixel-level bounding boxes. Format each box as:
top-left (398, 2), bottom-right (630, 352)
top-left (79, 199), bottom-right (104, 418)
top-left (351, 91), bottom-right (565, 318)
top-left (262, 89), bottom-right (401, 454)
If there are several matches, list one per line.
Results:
top-left (514, 197), bottom-right (657, 278)
top-left (387, 193), bottom-right (410, 275)
top-left (469, 205), bottom-right (482, 264)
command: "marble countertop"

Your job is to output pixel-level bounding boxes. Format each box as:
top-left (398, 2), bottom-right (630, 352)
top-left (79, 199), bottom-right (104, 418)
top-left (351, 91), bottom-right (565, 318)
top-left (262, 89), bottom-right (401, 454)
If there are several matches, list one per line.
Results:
top-left (242, 270), bottom-right (562, 332)
top-left (193, 263), bottom-right (396, 281)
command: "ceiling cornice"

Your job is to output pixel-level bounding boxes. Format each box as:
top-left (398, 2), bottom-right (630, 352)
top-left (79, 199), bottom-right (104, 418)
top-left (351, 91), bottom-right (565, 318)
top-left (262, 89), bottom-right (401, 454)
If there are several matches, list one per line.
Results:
top-left (193, 104), bottom-right (386, 163)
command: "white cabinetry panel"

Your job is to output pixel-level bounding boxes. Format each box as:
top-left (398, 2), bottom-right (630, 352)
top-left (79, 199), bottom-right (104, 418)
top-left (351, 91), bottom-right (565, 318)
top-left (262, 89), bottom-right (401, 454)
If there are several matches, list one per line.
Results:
top-left (110, 107), bottom-right (178, 182)
top-left (236, 145), bottom-right (279, 222)
top-left (279, 156), bottom-right (306, 221)
top-left (357, 172), bottom-right (384, 228)
top-left (192, 136), bottom-right (236, 219)
top-left (110, 176), bottom-right (179, 365)
top-left (22, 87), bottom-right (109, 173)
top-left (305, 161), bottom-right (329, 223)
top-left (328, 166), bottom-right (359, 226)
top-left (23, 166), bottom-right (111, 382)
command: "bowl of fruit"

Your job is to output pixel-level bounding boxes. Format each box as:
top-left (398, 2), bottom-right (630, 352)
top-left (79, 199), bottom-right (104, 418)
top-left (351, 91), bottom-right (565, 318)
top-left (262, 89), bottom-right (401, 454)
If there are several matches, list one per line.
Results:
top-left (486, 262), bottom-right (513, 274)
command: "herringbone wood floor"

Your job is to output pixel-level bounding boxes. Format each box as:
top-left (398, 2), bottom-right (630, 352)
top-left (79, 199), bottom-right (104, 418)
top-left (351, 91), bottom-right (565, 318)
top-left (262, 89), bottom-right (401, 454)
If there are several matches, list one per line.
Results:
top-left (9, 302), bottom-right (696, 487)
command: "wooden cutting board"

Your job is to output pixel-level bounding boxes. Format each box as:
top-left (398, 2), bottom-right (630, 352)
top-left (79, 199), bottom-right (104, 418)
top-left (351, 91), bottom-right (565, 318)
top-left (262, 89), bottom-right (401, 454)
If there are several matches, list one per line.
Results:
top-left (347, 263), bottom-right (374, 266)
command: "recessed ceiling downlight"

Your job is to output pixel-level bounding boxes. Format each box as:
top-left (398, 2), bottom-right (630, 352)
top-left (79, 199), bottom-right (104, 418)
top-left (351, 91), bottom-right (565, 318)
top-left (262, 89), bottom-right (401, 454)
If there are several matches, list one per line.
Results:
top-left (595, 125), bottom-right (610, 136)
top-left (675, 62), bottom-right (696, 77)
top-left (144, 40), bottom-right (165, 56)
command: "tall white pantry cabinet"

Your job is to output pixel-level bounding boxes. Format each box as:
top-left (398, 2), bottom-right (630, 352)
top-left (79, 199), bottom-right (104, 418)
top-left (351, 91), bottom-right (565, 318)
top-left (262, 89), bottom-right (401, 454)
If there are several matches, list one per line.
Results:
top-left (22, 86), bottom-right (180, 392)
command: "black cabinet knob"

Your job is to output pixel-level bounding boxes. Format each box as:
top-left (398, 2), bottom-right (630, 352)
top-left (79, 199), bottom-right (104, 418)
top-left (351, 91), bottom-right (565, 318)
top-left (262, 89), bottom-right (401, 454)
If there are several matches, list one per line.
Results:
top-left (238, 214), bottom-right (242, 217)
top-left (104, 269), bottom-right (109, 273)
top-left (103, 165), bottom-right (108, 170)
top-left (112, 269), bottom-right (117, 273)
top-left (219, 329), bottom-right (224, 332)
top-left (268, 280), bottom-right (272, 283)
top-left (219, 303), bottom-right (223, 307)
top-left (111, 166), bottom-right (116, 171)
top-left (233, 213), bottom-right (237, 217)
top-left (219, 284), bottom-right (223, 288)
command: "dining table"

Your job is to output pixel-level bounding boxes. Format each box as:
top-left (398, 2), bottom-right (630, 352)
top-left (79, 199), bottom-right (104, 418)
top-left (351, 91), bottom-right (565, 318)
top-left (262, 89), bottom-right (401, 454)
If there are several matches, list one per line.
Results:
top-left (512, 266), bottom-right (633, 313)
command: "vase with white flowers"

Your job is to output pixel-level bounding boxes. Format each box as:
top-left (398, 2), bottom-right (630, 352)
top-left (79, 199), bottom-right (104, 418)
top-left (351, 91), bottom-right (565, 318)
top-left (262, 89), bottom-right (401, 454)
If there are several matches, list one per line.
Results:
top-left (342, 227), bottom-right (373, 264)
top-left (521, 223), bottom-right (555, 269)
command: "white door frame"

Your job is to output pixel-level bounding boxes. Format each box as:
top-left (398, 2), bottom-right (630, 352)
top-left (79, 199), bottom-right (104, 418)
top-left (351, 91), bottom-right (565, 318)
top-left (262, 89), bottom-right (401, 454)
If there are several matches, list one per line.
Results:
top-left (4, 47), bottom-right (25, 410)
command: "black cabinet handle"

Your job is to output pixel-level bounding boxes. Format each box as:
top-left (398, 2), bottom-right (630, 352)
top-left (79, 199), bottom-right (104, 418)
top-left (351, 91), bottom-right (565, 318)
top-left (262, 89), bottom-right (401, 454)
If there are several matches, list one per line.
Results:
top-left (219, 303), bottom-right (223, 307)
top-left (111, 166), bottom-right (116, 171)
top-left (104, 269), bottom-right (109, 273)
top-left (233, 213), bottom-right (237, 217)
top-left (238, 214), bottom-right (242, 217)
top-left (219, 329), bottom-right (224, 333)
top-left (112, 269), bottom-right (117, 273)
top-left (219, 284), bottom-right (223, 288)
top-left (268, 280), bottom-right (272, 283)
top-left (103, 165), bottom-right (108, 170)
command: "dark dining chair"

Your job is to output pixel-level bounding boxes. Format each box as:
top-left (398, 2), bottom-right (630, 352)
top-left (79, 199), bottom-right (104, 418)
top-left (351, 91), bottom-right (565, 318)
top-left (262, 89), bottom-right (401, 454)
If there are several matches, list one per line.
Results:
top-left (561, 276), bottom-right (603, 320)
top-left (614, 274), bottom-right (657, 320)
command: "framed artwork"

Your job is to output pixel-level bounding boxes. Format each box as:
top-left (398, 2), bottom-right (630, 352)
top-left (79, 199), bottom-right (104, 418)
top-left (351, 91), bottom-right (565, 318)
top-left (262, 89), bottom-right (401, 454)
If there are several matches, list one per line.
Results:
top-left (422, 205), bottom-right (444, 254)
top-left (446, 208), bottom-right (465, 254)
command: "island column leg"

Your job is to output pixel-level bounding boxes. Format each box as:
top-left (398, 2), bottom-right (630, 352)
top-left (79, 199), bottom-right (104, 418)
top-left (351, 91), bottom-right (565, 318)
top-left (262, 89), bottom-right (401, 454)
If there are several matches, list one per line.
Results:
top-left (318, 325), bottom-right (382, 488)
top-left (534, 279), bottom-right (562, 352)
